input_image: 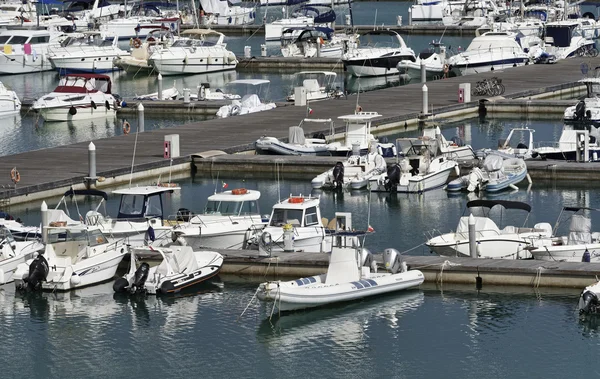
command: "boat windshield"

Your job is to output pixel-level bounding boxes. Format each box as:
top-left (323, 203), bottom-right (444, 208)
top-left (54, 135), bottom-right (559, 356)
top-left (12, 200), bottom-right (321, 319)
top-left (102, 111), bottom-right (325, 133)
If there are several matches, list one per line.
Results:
top-left (118, 193), bottom-right (163, 219)
top-left (270, 209), bottom-right (304, 227)
top-left (204, 200), bottom-right (258, 216)
top-left (47, 228), bottom-right (107, 246)
top-left (0, 35), bottom-right (28, 44)
top-left (0, 227), bottom-right (15, 245)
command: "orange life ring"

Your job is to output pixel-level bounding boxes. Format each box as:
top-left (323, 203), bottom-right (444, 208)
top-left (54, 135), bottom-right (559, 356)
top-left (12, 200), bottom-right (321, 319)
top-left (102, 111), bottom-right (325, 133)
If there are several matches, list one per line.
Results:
top-left (288, 196), bottom-right (304, 203)
top-left (132, 38), bottom-right (142, 49)
top-left (231, 188), bottom-right (248, 195)
top-left (10, 167), bottom-right (20, 184)
top-left (123, 120), bottom-right (131, 134)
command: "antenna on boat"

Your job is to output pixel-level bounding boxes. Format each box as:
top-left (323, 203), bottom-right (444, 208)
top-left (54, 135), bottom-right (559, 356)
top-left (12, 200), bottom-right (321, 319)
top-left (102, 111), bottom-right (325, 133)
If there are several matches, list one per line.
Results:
top-left (214, 171), bottom-right (220, 194)
top-left (128, 118), bottom-right (140, 187)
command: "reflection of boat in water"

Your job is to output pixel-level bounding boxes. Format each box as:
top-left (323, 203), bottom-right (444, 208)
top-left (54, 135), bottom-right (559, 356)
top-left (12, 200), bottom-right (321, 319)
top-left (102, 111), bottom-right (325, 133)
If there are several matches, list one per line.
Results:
top-left (345, 75), bottom-right (400, 94)
top-left (257, 290), bottom-right (424, 347)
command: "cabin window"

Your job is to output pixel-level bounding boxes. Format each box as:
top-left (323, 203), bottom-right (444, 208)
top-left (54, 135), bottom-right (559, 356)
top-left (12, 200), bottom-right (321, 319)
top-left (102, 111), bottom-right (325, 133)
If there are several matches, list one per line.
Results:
top-left (0, 36), bottom-right (11, 44)
top-left (145, 194), bottom-right (163, 218)
top-left (119, 194), bottom-right (144, 218)
top-left (270, 209), bottom-right (303, 227)
top-left (8, 36), bottom-right (28, 44)
top-left (242, 200), bottom-right (259, 215)
top-left (304, 206), bottom-right (318, 226)
top-left (204, 201), bottom-right (241, 216)
top-left (88, 229), bottom-right (108, 247)
top-left (29, 36), bottom-right (49, 44)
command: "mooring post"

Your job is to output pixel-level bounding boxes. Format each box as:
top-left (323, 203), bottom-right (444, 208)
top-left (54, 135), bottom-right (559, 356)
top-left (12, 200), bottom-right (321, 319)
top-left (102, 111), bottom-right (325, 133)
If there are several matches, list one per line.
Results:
top-left (469, 214), bottom-right (477, 258)
top-left (138, 102), bottom-right (144, 132)
top-left (421, 60), bottom-right (426, 83)
top-left (88, 142), bottom-right (96, 179)
top-left (422, 84), bottom-right (428, 115)
top-left (41, 201), bottom-right (48, 244)
top-left (157, 73), bottom-right (163, 101)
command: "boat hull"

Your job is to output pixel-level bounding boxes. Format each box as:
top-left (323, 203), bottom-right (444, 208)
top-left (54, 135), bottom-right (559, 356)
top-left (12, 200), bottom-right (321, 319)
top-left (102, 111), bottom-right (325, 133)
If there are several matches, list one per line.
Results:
top-left (150, 58), bottom-right (237, 76)
top-left (50, 56), bottom-right (122, 74)
top-left (180, 230), bottom-right (256, 250)
top-left (426, 234), bottom-right (533, 259)
top-left (254, 138), bottom-right (331, 156)
top-left (530, 244), bottom-right (600, 262)
top-left (258, 270), bottom-right (424, 311)
top-left (0, 53), bottom-right (53, 74)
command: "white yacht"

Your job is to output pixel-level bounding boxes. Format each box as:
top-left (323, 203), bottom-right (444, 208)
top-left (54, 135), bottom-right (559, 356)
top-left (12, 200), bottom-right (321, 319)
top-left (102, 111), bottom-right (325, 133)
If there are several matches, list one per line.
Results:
top-left (32, 74), bottom-right (119, 121)
top-left (114, 29), bottom-right (176, 74)
top-left (447, 31), bottom-right (533, 76)
top-left (0, 81), bottom-right (21, 117)
top-left (425, 200), bottom-right (552, 259)
top-left (543, 20), bottom-right (597, 61)
top-left (564, 78), bottom-right (600, 125)
top-left (343, 30), bottom-right (416, 77)
top-left (312, 149), bottom-right (387, 190)
top-left (0, 28), bottom-right (65, 74)
top-left (286, 71), bottom-right (338, 102)
top-left (0, 226), bottom-right (44, 285)
top-left (397, 42), bottom-right (449, 81)
top-left (533, 126), bottom-right (600, 161)
top-left (172, 188), bottom-right (267, 250)
top-left (265, 3), bottom-right (336, 41)
top-left (99, 2), bottom-right (180, 40)
top-left (148, 29), bottom-right (238, 76)
top-left (198, 0), bottom-right (256, 26)
top-left (47, 31), bottom-right (129, 74)
top-left (281, 27), bottom-right (357, 59)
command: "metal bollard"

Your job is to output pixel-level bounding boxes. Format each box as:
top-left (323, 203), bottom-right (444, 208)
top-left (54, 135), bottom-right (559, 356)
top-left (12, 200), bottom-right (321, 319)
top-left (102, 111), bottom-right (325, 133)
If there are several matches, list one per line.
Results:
top-left (157, 73), bottom-right (163, 101)
top-left (408, 8), bottom-right (412, 26)
top-left (183, 88), bottom-right (190, 103)
top-left (261, 44), bottom-right (267, 57)
top-left (88, 142), bottom-right (96, 179)
top-left (469, 214), bottom-right (477, 258)
top-left (422, 84), bottom-right (428, 115)
top-left (420, 60), bottom-right (426, 83)
top-left (138, 102), bottom-right (144, 132)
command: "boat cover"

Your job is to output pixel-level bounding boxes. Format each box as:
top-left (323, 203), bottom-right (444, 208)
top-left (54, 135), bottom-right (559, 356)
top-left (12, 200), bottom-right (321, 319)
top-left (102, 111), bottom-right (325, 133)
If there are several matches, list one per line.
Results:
top-left (157, 246), bottom-right (199, 275)
top-left (288, 126), bottom-right (306, 144)
top-left (568, 214), bottom-right (592, 245)
top-left (456, 216), bottom-right (500, 237)
top-left (483, 154), bottom-right (503, 172)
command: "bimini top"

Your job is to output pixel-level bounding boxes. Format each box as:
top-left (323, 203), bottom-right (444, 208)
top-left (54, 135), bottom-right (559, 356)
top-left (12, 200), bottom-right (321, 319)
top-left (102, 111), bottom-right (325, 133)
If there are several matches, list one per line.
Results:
top-left (113, 185), bottom-right (180, 196)
top-left (228, 79), bottom-right (270, 86)
top-left (207, 189), bottom-right (261, 202)
top-left (338, 112), bottom-right (381, 121)
top-left (54, 74), bottom-right (112, 94)
top-left (467, 200), bottom-right (532, 213)
top-left (563, 206), bottom-right (600, 212)
top-left (63, 188), bottom-right (108, 201)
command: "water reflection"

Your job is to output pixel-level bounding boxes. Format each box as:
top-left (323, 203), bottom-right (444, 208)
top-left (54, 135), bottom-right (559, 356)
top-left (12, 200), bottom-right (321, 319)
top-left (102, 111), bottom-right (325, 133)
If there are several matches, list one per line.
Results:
top-left (345, 75), bottom-right (401, 94)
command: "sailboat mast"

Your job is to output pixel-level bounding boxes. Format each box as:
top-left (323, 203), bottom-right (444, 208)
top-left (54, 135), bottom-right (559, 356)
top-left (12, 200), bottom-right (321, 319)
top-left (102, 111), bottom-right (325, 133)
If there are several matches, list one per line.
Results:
top-left (348, 0), bottom-right (354, 29)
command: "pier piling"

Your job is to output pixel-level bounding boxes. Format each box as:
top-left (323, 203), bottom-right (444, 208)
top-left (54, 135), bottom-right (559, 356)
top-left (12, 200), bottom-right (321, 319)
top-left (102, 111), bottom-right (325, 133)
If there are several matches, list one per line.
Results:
top-left (137, 103), bottom-right (145, 132)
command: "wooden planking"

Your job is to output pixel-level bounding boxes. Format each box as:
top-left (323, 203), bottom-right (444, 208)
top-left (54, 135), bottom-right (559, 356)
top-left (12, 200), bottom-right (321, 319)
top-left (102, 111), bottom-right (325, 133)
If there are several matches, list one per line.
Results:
top-left (0, 57), bottom-right (597, 194)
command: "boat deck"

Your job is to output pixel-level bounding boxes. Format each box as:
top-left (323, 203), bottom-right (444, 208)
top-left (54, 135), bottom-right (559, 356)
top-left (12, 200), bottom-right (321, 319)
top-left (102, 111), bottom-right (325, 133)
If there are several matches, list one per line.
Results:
top-left (0, 58), bottom-right (597, 201)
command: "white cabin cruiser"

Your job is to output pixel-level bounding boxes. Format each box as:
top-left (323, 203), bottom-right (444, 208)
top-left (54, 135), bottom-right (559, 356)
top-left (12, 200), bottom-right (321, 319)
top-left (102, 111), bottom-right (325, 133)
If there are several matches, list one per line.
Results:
top-left (32, 74), bottom-right (119, 122)
top-left (171, 188), bottom-right (267, 250)
top-left (0, 226), bottom-right (44, 285)
top-left (198, 0), bottom-right (256, 26)
top-left (564, 78), bottom-right (600, 125)
top-left (257, 245), bottom-right (424, 312)
top-left (62, 0), bottom-right (121, 26)
top-left (446, 154), bottom-right (527, 192)
top-left (286, 71), bottom-right (340, 102)
top-left (254, 117), bottom-right (334, 156)
top-left (343, 30), bottom-right (416, 77)
top-left (281, 27), bottom-right (356, 59)
top-left (529, 207), bottom-right (600, 263)
top-left (113, 245), bottom-right (223, 295)
top-left (533, 126), bottom-right (600, 161)
top-left (397, 42), bottom-right (449, 81)
top-left (371, 137), bottom-right (458, 193)
top-left (216, 79), bottom-right (276, 117)
top-left (0, 28), bottom-right (64, 74)
top-left (543, 20), bottom-right (597, 61)
top-left (13, 225), bottom-right (126, 291)
top-left (148, 29), bottom-right (238, 76)
top-left (253, 197), bottom-right (362, 256)
top-left (114, 28), bottom-right (175, 74)
top-left (326, 111), bottom-right (389, 157)
top-left (47, 31), bottom-right (129, 74)
top-left (0, 81), bottom-right (20, 117)
top-left (447, 31), bottom-right (533, 76)
top-left (99, 2), bottom-right (180, 40)
top-left (423, 126), bottom-right (475, 161)
top-left (313, 149), bottom-right (387, 190)
top-left (425, 200), bottom-right (552, 259)
top-left (265, 2), bottom-right (335, 41)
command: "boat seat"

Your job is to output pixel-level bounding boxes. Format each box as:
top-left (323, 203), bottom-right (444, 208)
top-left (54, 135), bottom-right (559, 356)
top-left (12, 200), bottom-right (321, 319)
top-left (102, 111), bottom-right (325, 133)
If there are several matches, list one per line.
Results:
top-left (327, 218), bottom-right (337, 230)
top-left (321, 217), bottom-right (329, 227)
top-left (502, 225), bottom-right (518, 234)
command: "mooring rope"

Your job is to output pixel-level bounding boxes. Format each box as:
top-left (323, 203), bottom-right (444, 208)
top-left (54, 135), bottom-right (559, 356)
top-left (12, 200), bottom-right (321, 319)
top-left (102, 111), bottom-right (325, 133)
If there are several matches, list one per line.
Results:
top-left (438, 260), bottom-right (461, 286)
top-left (237, 286), bottom-right (259, 322)
top-left (534, 266), bottom-right (544, 288)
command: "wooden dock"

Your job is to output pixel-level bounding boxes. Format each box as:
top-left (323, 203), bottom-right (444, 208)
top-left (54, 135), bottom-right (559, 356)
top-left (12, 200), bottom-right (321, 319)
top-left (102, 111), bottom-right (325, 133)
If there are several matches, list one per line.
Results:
top-left (0, 57), bottom-right (598, 204)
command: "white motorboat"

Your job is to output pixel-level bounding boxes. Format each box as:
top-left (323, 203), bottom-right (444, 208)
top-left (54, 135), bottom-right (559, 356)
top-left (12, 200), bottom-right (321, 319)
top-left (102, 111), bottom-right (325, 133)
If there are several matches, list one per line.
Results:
top-left (578, 280), bottom-right (600, 315)
top-left (99, 2), bottom-right (180, 40)
top-left (0, 81), bottom-right (21, 117)
top-left (533, 126), bottom-right (600, 161)
top-left (543, 20), bottom-right (597, 61)
top-left (148, 29), bottom-right (238, 76)
top-left (286, 71), bottom-right (339, 102)
top-left (446, 154), bottom-right (527, 192)
top-left (281, 27), bottom-right (357, 59)
top-left (62, 0), bottom-right (122, 26)
top-left (47, 31), bottom-right (129, 74)
top-left (442, 0), bottom-right (506, 27)
top-left (113, 245), bottom-right (223, 295)
top-left (216, 79), bottom-right (276, 118)
top-left (114, 28), bottom-right (175, 74)
top-left (326, 111), bottom-right (390, 157)
top-left (32, 73), bottom-right (119, 122)
top-left (371, 137), bottom-right (458, 193)
top-left (265, 2), bottom-right (336, 41)
top-left (0, 28), bottom-right (65, 74)
top-left (343, 30), bottom-right (416, 77)
top-left (425, 200), bottom-right (552, 259)
top-left (13, 225), bottom-right (126, 291)
top-left (198, 0), bottom-right (256, 26)
top-left (171, 188), bottom-right (267, 250)
top-left (134, 83), bottom-right (180, 100)
top-left (495, 127), bottom-right (535, 159)
top-left (257, 245), bottom-right (424, 312)
top-left (564, 78), bottom-right (600, 125)
top-left (254, 117), bottom-right (334, 156)
top-left (421, 126), bottom-right (475, 161)
top-left (312, 149), bottom-right (387, 190)
top-left (252, 196), bottom-right (362, 256)
top-left (529, 207), bottom-right (600, 263)
top-left (397, 42), bottom-right (450, 81)
top-left (447, 31), bottom-right (533, 76)
top-left (0, 226), bottom-right (44, 285)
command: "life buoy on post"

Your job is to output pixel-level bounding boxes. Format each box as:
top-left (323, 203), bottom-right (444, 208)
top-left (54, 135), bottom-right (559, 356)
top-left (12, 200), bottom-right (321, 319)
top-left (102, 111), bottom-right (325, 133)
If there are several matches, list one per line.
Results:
top-left (123, 120), bottom-right (131, 134)
top-left (356, 105), bottom-right (362, 113)
top-left (10, 167), bottom-right (20, 184)
top-left (132, 38), bottom-right (142, 49)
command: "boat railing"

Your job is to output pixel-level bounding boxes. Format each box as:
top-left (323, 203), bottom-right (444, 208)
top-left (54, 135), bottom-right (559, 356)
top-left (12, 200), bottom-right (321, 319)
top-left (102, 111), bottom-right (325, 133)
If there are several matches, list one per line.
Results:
top-left (534, 141), bottom-right (573, 150)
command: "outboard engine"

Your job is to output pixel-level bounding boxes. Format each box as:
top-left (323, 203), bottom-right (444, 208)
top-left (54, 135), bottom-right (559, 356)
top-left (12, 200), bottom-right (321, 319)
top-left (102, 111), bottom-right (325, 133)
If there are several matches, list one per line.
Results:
top-left (25, 254), bottom-right (49, 291)
top-left (575, 100), bottom-right (586, 121)
top-left (579, 290), bottom-right (600, 315)
top-left (176, 208), bottom-right (192, 222)
top-left (332, 162), bottom-right (345, 188)
top-left (130, 262), bottom-right (150, 293)
top-left (384, 164), bottom-right (401, 192)
top-left (361, 248), bottom-right (377, 273)
top-left (113, 277), bottom-right (129, 293)
top-left (383, 248), bottom-right (406, 274)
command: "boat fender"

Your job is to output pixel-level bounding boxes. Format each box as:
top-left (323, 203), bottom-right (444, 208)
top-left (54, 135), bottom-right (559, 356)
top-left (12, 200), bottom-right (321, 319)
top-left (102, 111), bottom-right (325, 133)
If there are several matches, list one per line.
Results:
top-left (145, 225), bottom-right (155, 242)
top-left (25, 254), bottom-right (49, 291)
top-left (91, 100), bottom-right (96, 110)
top-left (10, 167), bottom-right (20, 184)
top-left (123, 120), bottom-right (131, 134)
top-left (113, 277), bottom-right (129, 293)
top-left (70, 274), bottom-right (81, 286)
top-left (160, 280), bottom-right (175, 293)
top-left (105, 100), bottom-right (111, 110)
top-left (231, 104), bottom-right (241, 116)
top-left (132, 38), bottom-right (142, 49)
top-left (68, 106), bottom-right (77, 116)
top-left (131, 262), bottom-right (150, 293)
top-left (583, 249), bottom-right (591, 263)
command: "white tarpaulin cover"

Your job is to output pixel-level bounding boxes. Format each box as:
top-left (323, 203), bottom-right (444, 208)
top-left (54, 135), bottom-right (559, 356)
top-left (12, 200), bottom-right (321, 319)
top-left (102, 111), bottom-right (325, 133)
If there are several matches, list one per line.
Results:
top-left (288, 126), bottom-right (306, 145)
top-left (456, 216), bottom-right (500, 237)
top-left (483, 154), bottom-right (503, 172)
top-left (199, 0), bottom-right (229, 14)
top-left (568, 214), bottom-right (592, 245)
